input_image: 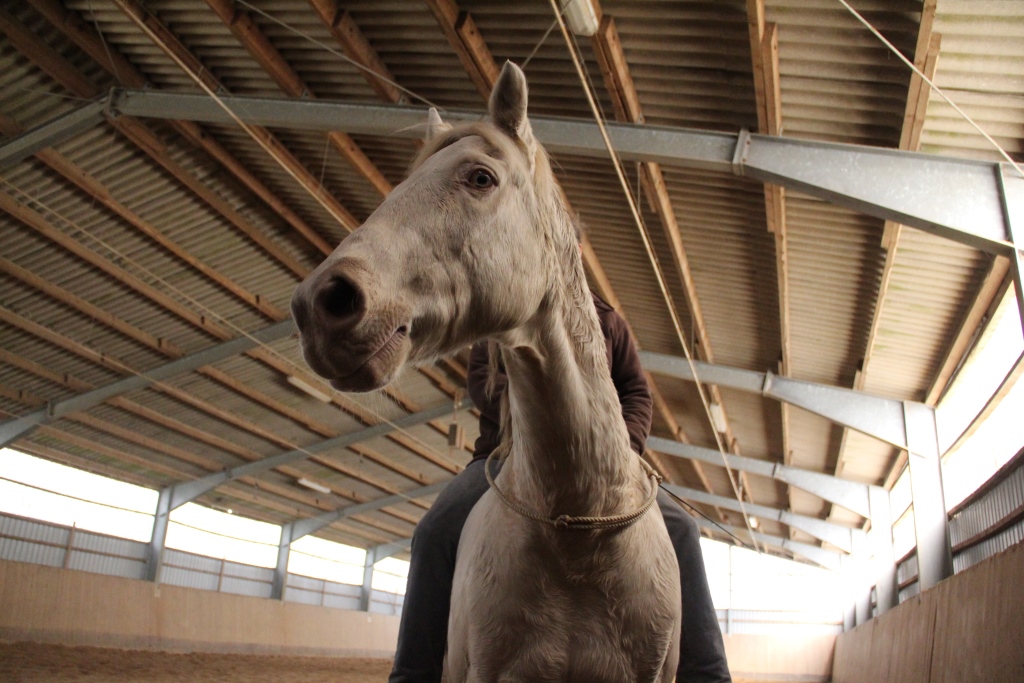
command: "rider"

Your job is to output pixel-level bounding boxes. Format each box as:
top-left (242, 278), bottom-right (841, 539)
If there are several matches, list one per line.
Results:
top-left (388, 290), bottom-right (732, 683)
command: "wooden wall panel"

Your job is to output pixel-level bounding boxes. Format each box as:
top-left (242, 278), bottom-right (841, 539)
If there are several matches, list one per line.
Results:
top-left (833, 543), bottom-right (1024, 682)
top-left (0, 560), bottom-right (399, 657)
top-left (724, 633), bottom-right (835, 682)
top-left (930, 542), bottom-right (1024, 683)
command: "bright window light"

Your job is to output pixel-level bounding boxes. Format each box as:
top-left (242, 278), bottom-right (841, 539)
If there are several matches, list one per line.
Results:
top-left (699, 536), bottom-right (845, 613)
top-left (892, 506), bottom-right (916, 561)
top-left (0, 448), bottom-right (157, 542)
top-left (936, 288), bottom-right (1023, 453)
top-left (889, 466), bottom-right (912, 521)
top-left (936, 287), bottom-right (1024, 510)
top-left (942, 374), bottom-right (1024, 510)
top-left (288, 535), bottom-right (366, 585)
top-left (371, 556), bottom-right (410, 595)
top-left (166, 502), bottom-right (281, 568)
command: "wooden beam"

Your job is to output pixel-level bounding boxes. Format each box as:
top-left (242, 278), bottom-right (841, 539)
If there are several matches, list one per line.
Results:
top-left (588, 4), bottom-right (746, 514)
top-left (307, 0), bottom-right (405, 104)
top-left (113, 0), bottom-right (364, 229)
top-left (2, 10), bottom-right (313, 276)
top-left (836, 2), bottom-right (942, 485)
top-left (0, 342), bottom-right (422, 530)
top-left (201, 0), bottom-right (393, 198)
top-left (28, 0), bottom-right (334, 259)
top-left (1, 370), bottom-right (408, 545)
top-left (882, 261), bottom-right (1012, 490)
top-left (0, 115), bottom-right (286, 320)
top-left (424, 0), bottom-right (500, 98)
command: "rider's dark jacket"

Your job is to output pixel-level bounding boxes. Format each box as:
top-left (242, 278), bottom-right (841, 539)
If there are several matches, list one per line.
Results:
top-left (467, 292), bottom-right (654, 461)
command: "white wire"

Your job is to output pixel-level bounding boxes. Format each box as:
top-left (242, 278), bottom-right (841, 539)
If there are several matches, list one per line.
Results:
top-left (837, 0), bottom-right (1023, 179)
top-left (234, 0), bottom-right (441, 110)
top-left (545, 0), bottom-right (762, 553)
top-left (103, 3), bottom-right (466, 465)
top-left (0, 177), bottom-right (464, 476)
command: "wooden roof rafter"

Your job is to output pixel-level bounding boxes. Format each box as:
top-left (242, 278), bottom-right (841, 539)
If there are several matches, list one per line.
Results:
top-left (746, 0), bottom-right (798, 542)
top-left (111, 0), bottom-right (364, 231)
top-left (835, 0), bottom-right (942, 493)
top-left (0, 355), bottom-right (420, 538)
top-left (6, 3), bottom-right (475, 483)
top-left (199, 0), bottom-right (394, 198)
top-left (306, 0), bottom-right (406, 105)
top-left (27, 0), bottom-right (336, 262)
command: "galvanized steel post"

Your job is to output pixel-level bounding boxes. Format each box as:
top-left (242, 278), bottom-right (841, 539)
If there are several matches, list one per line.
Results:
top-left (904, 401), bottom-right (953, 590)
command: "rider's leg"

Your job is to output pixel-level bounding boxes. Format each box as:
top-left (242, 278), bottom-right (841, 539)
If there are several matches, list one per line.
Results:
top-left (388, 458), bottom-right (490, 683)
top-left (658, 491), bottom-right (733, 683)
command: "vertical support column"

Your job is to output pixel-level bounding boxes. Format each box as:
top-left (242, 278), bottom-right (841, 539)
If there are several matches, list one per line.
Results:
top-left (146, 487), bottom-right (171, 583)
top-left (840, 555), bottom-right (857, 631)
top-left (850, 531), bottom-right (871, 625)
top-left (997, 165), bottom-right (1024, 338)
top-left (271, 523), bottom-right (293, 601)
top-left (360, 547), bottom-right (377, 612)
top-left (904, 401), bottom-right (953, 590)
top-left (868, 488), bottom-right (898, 614)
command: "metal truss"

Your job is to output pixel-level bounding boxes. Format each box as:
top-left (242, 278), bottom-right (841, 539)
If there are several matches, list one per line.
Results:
top-left (0, 319), bottom-right (296, 449)
top-left (9, 92), bottom-right (1017, 261)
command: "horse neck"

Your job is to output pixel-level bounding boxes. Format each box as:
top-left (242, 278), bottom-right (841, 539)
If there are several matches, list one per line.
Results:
top-left (499, 241), bottom-right (641, 517)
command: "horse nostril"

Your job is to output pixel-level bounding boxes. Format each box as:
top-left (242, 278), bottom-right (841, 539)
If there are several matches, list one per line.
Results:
top-left (319, 276), bottom-right (363, 322)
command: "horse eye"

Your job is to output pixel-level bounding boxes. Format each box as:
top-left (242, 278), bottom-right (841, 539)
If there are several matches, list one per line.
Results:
top-left (467, 168), bottom-right (496, 190)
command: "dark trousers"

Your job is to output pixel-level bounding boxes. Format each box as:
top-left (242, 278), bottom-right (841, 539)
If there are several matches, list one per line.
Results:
top-left (388, 459), bottom-right (732, 683)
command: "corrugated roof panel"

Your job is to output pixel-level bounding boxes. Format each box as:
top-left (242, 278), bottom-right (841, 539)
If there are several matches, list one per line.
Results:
top-left (767, 0), bottom-right (917, 147)
top-left (785, 194), bottom-right (885, 387)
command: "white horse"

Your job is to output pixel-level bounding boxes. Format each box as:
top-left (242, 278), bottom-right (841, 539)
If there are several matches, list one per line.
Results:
top-left (291, 61), bottom-right (680, 682)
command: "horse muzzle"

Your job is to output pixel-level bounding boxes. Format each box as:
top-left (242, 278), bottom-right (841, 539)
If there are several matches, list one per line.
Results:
top-left (290, 259), bottom-right (411, 392)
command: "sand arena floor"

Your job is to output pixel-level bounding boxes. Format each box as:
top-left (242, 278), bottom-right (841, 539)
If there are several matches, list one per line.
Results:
top-left (0, 642), bottom-right (394, 682)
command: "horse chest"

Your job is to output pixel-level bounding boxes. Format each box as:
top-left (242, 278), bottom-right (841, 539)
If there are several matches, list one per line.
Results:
top-left (447, 493), bottom-right (679, 682)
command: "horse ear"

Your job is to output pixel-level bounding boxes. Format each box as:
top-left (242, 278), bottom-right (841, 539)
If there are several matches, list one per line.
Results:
top-left (489, 61), bottom-right (534, 147)
top-left (425, 107), bottom-right (451, 140)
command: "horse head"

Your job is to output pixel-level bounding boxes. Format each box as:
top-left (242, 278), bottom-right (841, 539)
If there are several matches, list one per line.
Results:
top-left (291, 62), bottom-right (571, 392)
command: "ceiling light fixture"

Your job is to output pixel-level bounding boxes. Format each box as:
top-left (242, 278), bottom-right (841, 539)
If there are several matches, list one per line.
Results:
top-left (287, 375), bottom-right (332, 403)
top-left (297, 477), bottom-right (332, 495)
top-left (562, 0), bottom-right (600, 37)
top-left (709, 402), bottom-right (728, 434)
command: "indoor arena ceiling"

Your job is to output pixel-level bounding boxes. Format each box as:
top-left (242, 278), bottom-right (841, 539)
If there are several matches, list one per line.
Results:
top-left (0, 0), bottom-right (1021, 565)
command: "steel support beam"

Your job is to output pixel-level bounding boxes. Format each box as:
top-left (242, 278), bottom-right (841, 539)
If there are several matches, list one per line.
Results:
top-left (0, 319), bottom-right (296, 448)
top-left (373, 537), bottom-right (412, 562)
top-left (359, 539), bottom-right (410, 612)
top-left (1000, 164), bottom-right (1024, 337)
top-left (110, 90), bottom-right (1024, 258)
top-left (904, 401), bottom-right (953, 590)
top-left (169, 400), bottom-right (470, 510)
top-left (869, 486), bottom-right (898, 614)
top-left (650, 437), bottom-right (874, 519)
top-left (692, 518), bottom-right (841, 572)
top-left (289, 480), bottom-right (449, 542)
top-left (664, 483), bottom-right (857, 552)
top-left (0, 99), bottom-right (107, 170)
top-left (359, 546), bottom-right (377, 611)
top-left (270, 523), bottom-right (294, 600)
top-left (642, 352), bottom-right (910, 450)
top-left (145, 487), bottom-right (172, 583)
